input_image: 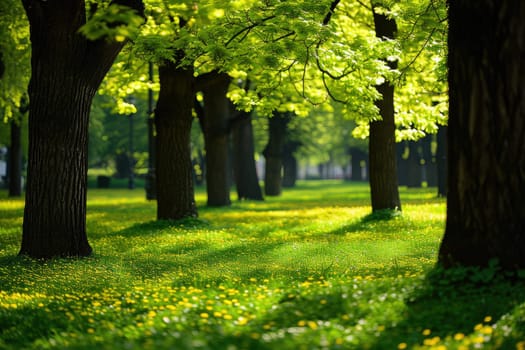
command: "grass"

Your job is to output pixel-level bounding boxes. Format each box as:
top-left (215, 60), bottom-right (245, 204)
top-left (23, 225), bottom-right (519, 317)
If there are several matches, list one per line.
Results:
top-left (0, 180), bottom-right (524, 349)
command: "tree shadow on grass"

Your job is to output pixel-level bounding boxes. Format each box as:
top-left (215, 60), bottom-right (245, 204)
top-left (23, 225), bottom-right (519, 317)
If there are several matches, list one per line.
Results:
top-left (369, 267), bottom-right (525, 349)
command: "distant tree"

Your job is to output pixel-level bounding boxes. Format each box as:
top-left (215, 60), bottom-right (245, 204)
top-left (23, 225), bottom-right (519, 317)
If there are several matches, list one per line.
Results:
top-left (438, 1), bottom-right (525, 269)
top-left (20, 0), bottom-right (144, 258)
top-left (263, 112), bottom-right (291, 196)
top-left (200, 71), bottom-right (232, 207)
top-left (231, 107), bottom-right (264, 201)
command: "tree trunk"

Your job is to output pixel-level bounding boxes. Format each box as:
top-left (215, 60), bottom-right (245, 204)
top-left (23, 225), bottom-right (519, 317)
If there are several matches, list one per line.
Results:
top-left (8, 120), bottom-right (22, 197)
top-left (436, 125), bottom-right (447, 197)
top-left (438, 1), bottom-right (525, 269)
top-left (201, 72), bottom-right (232, 207)
top-left (20, 0), bottom-right (143, 259)
top-left (263, 112), bottom-right (290, 196)
top-left (282, 141), bottom-right (300, 188)
top-left (155, 60), bottom-right (197, 220)
top-left (406, 140), bottom-right (422, 188)
top-left (232, 110), bottom-right (263, 200)
top-left (369, 4), bottom-right (401, 212)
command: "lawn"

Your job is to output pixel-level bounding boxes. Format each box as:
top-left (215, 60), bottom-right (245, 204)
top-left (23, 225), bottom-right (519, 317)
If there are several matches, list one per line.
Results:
top-left (1, 181), bottom-right (524, 349)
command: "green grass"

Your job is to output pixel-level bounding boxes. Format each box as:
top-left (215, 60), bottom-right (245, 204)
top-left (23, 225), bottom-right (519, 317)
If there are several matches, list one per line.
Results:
top-left (1, 181), bottom-right (524, 349)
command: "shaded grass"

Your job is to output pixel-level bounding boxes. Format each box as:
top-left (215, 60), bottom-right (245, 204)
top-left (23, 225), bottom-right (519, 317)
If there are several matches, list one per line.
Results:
top-left (0, 180), bottom-right (524, 349)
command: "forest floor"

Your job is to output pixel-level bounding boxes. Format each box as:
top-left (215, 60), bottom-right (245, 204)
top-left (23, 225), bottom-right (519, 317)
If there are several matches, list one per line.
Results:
top-left (1, 181), bottom-right (524, 349)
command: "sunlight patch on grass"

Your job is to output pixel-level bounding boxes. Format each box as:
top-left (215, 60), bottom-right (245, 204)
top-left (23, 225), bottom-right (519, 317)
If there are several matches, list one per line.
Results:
top-left (1, 182), bottom-right (524, 349)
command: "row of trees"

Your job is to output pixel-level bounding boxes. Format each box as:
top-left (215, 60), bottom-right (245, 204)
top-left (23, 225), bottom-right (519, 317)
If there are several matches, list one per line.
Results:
top-left (1, 0), bottom-right (524, 270)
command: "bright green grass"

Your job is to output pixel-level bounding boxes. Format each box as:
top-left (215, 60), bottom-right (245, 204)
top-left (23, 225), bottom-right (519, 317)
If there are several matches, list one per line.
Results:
top-left (0, 181), bottom-right (524, 349)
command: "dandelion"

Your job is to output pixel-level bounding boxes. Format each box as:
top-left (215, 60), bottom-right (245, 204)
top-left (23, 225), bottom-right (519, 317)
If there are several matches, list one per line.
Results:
top-left (397, 342), bottom-right (407, 349)
top-left (472, 336), bottom-right (485, 344)
top-left (454, 333), bottom-right (465, 340)
top-left (422, 329), bottom-right (431, 336)
top-left (483, 316), bottom-right (492, 323)
top-left (307, 321), bottom-right (318, 330)
top-left (200, 313), bottom-right (209, 319)
top-left (298, 320), bottom-right (306, 327)
top-left (480, 326), bottom-right (493, 335)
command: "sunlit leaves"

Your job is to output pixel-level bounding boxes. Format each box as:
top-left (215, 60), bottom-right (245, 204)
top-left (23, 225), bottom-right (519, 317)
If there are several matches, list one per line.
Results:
top-left (79, 4), bottom-right (145, 42)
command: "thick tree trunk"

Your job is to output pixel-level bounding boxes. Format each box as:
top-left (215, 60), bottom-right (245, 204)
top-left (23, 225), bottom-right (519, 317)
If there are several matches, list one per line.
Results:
top-left (20, 0), bottom-right (143, 259)
top-left (263, 112), bottom-right (290, 196)
top-left (155, 60), bottom-right (197, 220)
top-left (369, 5), bottom-right (401, 211)
top-left (436, 126), bottom-right (447, 197)
top-left (232, 110), bottom-right (263, 201)
top-left (201, 72), bottom-right (232, 207)
top-left (8, 120), bottom-right (22, 197)
top-left (439, 1), bottom-right (525, 269)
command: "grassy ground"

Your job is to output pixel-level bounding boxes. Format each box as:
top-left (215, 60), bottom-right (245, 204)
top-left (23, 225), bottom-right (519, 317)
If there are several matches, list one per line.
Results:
top-left (0, 181), bottom-right (524, 349)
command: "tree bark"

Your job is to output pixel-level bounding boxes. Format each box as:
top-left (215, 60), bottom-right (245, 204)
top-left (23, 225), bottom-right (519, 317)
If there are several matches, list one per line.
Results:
top-left (263, 112), bottom-right (290, 196)
top-left (8, 120), bottom-right (22, 197)
top-left (369, 4), bottom-right (401, 211)
top-left (438, 1), bottom-right (525, 269)
top-left (201, 72), bottom-right (232, 207)
top-left (20, 0), bottom-right (144, 259)
top-left (231, 110), bottom-right (263, 200)
top-left (155, 60), bottom-right (197, 220)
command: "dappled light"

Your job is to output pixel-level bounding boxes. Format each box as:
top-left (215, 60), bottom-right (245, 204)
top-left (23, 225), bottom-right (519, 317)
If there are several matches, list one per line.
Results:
top-left (2, 182), bottom-right (524, 349)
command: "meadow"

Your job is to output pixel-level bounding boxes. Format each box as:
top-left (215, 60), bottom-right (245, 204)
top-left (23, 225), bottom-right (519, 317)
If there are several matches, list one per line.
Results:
top-left (1, 181), bottom-right (524, 349)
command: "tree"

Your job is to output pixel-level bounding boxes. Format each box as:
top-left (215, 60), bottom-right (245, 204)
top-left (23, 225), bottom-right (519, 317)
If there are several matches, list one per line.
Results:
top-left (20, 0), bottom-right (144, 258)
top-left (369, 2), bottom-right (401, 211)
top-left (200, 71), bottom-right (233, 207)
top-left (231, 108), bottom-right (264, 201)
top-left (263, 112), bottom-right (290, 196)
top-left (438, 1), bottom-right (525, 269)
top-left (154, 57), bottom-right (197, 219)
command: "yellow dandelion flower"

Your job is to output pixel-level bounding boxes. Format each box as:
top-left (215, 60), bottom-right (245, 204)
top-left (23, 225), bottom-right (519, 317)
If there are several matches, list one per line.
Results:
top-left (481, 326), bottom-right (493, 335)
top-left (87, 328), bottom-right (95, 334)
top-left (474, 323), bottom-right (483, 331)
top-left (237, 317), bottom-right (248, 326)
top-left (473, 336), bottom-right (485, 344)
top-left (200, 313), bottom-right (209, 319)
top-left (213, 311), bottom-right (223, 318)
top-left (298, 320), bottom-right (306, 327)
top-left (223, 314), bottom-right (233, 320)
top-left (483, 316), bottom-right (492, 323)
top-left (422, 329), bottom-right (431, 336)
top-left (454, 333), bottom-right (465, 340)
top-left (307, 321), bottom-right (318, 330)
top-left (516, 341), bottom-right (525, 350)
top-left (397, 342), bottom-right (407, 349)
